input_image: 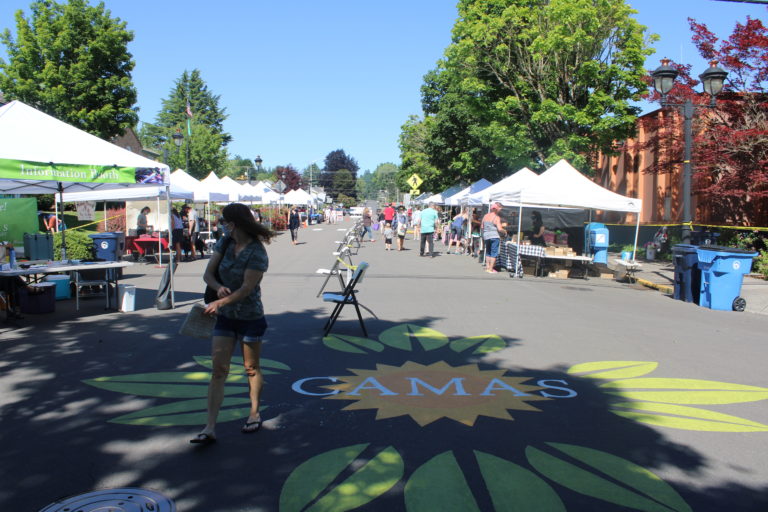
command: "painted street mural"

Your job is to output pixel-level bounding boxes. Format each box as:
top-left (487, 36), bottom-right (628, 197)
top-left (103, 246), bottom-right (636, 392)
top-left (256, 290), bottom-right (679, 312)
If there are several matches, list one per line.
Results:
top-left (83, 324), bottom-right (768, 511)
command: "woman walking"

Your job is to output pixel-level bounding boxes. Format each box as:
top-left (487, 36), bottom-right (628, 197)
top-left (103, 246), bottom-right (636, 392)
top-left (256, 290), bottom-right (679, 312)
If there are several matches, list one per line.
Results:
top-left (361, 207), bottom-right (375, 242)
top-left (190, 203), bottom-right (275, 444)
top-left (288, 207), bottom-right (301, 245)
top-left (482, 202), bottom-right (507, 273)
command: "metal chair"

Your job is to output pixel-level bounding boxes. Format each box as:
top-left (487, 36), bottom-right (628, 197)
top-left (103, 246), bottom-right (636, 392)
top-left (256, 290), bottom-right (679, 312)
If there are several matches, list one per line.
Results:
top-left (72, 268), bottom-right (111, 311)
top-left (316, 246), bottom-right (356, 297)
top-left (322, 261), bottom-right (370, 337)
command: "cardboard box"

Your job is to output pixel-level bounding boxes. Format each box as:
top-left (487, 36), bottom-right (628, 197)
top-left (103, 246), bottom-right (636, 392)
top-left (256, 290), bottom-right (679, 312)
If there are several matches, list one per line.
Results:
top-left (549, 269), bottom-right (569, 279)
top-left (600, 272), bottom-right (614, 280)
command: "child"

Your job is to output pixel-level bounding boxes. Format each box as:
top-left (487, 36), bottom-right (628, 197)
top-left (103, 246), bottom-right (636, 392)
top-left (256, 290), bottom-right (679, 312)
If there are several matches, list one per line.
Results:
top-left (383, 221), bottom-right (394, 251)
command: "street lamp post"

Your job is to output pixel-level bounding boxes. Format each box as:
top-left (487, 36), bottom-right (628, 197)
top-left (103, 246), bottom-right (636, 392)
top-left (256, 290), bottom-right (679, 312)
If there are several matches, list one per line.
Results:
top-left (651, 59), bottom-right (728, 244)
top-left (252, 155), bottom-right (262, 185)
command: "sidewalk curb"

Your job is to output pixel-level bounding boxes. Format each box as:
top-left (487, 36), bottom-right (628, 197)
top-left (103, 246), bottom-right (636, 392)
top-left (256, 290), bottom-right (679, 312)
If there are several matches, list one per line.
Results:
top-left (636, 278), bottom-right (673, 295)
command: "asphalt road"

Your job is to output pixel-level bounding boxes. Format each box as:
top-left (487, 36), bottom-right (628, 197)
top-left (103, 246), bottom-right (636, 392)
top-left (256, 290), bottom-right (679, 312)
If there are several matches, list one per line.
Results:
top-left (2, 218), bottom-right (767, 511)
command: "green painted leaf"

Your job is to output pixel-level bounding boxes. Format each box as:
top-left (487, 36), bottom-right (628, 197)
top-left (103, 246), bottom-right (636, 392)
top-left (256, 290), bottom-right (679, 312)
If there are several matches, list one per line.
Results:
top-left (109, 398), bottom-right (255, 426)
top-left (83, 380), bottom-right (244, 398)
top-left (193, 356), bottom-right (290, 373)
top-left (450, 335), bottom-right (506, 355)
top-left (404, 451), bottom-right (480, 512)
top-left (323, 334), bottom-right (385, 354)
top-left (279, 444), bottom-right (368, 512)
top-left (567, 361), bottom-right (658, 380)
top-left (475, 450), bottom-right (565, 511)
top-left (601, 378), bottom-right (768, 405)
top-left (307, 446), bottom-right (404, 512)
top-left (379, 324), bottom-right (449, 352)
top-left (527, 444), bottom-right (691, 512)
top-left (612, 402), bottom-right (768, 432)
top-left (87, 372), bottom-right (213, 384)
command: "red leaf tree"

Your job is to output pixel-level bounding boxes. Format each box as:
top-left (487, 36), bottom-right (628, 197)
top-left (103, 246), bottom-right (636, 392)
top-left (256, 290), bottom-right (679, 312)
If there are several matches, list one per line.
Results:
top-left (637, 14), bottom-right (768, 225)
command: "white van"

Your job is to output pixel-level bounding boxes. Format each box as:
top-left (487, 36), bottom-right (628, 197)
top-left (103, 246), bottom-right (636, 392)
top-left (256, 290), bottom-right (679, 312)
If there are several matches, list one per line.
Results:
top-left (349, 207), bottom-right (365, 219)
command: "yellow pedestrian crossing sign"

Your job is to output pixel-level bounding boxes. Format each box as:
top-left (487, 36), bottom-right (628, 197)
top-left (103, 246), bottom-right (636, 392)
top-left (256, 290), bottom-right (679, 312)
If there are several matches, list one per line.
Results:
top-left (406, 174), bottom-right (423, 189)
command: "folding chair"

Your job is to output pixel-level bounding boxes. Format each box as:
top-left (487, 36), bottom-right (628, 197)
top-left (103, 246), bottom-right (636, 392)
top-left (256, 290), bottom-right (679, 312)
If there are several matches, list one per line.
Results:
top-left (72, 269), bottom-right (111, 311)
top-left (322, 261), bottom-right (370, 337)
top-left (316, 246), bottom-right (356, 297)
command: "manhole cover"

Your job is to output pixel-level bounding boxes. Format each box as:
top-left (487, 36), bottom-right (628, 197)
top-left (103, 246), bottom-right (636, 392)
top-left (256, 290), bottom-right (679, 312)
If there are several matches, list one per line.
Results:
top-left (39, 488), bottom-right (175, 512)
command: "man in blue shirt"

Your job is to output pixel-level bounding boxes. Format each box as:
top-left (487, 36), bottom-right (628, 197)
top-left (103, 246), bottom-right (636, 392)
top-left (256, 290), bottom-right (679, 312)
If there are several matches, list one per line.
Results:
top-left (419, 202), bottom-right (439, 257)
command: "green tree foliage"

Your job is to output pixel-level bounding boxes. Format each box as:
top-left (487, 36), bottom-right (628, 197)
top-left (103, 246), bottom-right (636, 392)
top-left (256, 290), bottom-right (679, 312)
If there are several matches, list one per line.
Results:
top-left (302, 163), bottom-right (321, 189)
top-left (224, 155), bottom-right (256, 180)
top-left (0, 0), bottom-right (138, 140)
top-left (153, 122), bottom-right (227, 179)
top-left (332, 169), bottom-right (356, 199)
top-left (138, 69), bottom-right (230, 178)
top-left (357, 170), bottom-right (376, 200)
top-left (403, 0), bottom-right (655, 180)
top-left (320, 149), bottom-right (359, 199)
top-left (156, 69), bottom-right (230, 145)
top-left (372, 162), bottom-right (401, 202)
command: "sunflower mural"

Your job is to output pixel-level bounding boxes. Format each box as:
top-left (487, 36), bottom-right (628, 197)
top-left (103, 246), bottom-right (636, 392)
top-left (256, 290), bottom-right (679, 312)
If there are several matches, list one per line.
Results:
top-left (83, 324), bottom-right (768, 511)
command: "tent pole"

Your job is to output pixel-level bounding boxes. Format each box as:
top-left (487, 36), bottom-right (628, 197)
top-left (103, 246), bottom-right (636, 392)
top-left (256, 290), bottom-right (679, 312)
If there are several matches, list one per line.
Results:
top-left (517, 202), bottom-right (523, 275)
top-left (58, 182), bottom-right (67, 261)
top-left (156, 196), bottom-right (161, 260)
top-left (166, 185), bottom-right (175, 308)
top-left (632, 211), bottom-right (640, 261)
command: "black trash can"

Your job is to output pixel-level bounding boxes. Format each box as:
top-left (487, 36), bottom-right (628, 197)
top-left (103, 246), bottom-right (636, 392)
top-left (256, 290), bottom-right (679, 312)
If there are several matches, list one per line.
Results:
top-left (672, 244), bottom-right (701, 303)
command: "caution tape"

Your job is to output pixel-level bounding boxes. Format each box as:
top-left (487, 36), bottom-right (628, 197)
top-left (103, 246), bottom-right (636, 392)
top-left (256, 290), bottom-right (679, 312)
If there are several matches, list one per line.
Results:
top-left (595, 221), bottom-right (768, 232)
top-left (62, 212), bottom-right (125, 232)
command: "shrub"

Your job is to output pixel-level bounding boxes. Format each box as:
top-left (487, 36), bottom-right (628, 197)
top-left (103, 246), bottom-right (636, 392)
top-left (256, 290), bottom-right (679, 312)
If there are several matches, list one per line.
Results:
top-left (100, 207), bottom-right (126, 232)
top-left (754, 250), bottom-right (768, 279)
top-left (53, 230), bottom-right (94, 261)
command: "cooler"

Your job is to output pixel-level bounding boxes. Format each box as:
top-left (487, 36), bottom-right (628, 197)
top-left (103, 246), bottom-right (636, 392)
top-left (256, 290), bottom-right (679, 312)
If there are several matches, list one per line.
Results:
top-left (45, 274), bottom-right (72, 300)
top-left (18, 282), bottom-right (56, 314)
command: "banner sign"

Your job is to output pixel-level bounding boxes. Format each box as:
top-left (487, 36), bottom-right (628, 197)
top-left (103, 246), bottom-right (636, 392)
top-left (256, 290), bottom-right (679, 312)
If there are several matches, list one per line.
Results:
top-left (0, 197), bottom-right (39, 247)
top-left (0, 158), bottom-right (165, 185)
top-left (76, 201), bottom-right (96, 221)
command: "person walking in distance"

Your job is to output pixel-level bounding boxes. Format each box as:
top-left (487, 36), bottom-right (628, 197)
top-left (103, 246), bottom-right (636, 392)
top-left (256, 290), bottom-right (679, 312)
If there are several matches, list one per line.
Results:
top-left (482, 202), bottom-right (507, 273)
top-left (419, 202), bottom-right (439, 257)
top-left (411, 206), bottom-right (421, 241)
top-left (288, 207), bottom-right (301, 245)
top-left (191, 203), bottom-right (276, 444)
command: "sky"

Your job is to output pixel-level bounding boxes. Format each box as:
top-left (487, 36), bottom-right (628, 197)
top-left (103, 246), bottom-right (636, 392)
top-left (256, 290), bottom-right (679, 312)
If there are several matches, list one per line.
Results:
top-left (0, 1), bottom-right (766, 174)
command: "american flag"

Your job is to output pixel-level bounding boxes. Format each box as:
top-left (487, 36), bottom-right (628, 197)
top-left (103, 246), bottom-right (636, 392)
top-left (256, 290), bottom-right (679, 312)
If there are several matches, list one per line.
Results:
top-left (185, 101), bottom-right (193, 118)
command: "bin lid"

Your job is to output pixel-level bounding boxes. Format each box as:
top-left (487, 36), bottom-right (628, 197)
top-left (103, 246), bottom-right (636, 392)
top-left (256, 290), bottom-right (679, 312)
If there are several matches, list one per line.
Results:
top-left (88, 232), bottom-right (120, 239)
top-left (671, 244), bottom-right (698, 253)
top-left (695, 245), bottom-right (758, 255)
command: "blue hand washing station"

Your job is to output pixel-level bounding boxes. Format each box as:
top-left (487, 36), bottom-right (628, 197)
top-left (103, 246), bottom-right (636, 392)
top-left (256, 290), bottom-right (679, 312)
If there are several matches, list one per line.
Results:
top-left (585, 222), bottom-right (609, 264)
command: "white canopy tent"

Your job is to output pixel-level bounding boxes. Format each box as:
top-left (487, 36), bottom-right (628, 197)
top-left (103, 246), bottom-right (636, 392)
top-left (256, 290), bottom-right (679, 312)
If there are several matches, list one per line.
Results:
top-left (171, 169), bottom-right (228, 203)
top-left (283, 188), bottom-right (314, 205)
top-left (422, 184), bottom-right (464, 205)
top-left (445, 178), bottom-right (493, 206)
top-left (220, 175), bottom-right (260, 202)
top-left (0, 99), bottom-right (178, 306)
top-left (469, 168), bottom-right (538, 206)
top-left (496, 160), bottom-right (642, 261)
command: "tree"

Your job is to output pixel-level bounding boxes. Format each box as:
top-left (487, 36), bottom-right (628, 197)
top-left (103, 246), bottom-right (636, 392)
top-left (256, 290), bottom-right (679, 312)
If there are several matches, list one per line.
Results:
top-left (332, 169), bottom-right (356, 199)
top-left (302, 163), bottom-right (321, 190)
top-left (0, 0), bottom-right (138, 140)
top-left (224, 155), bottom-right (256, 180)
top-left (405, 0), bottom-right (655, 177)
top-left (274, 164), bottom-right (302, 191)
top-left (159, 123), bottom-right (227, 179)
top-left (372, 162), bottom-right (400, 202)
top-left (641, 15), bottom-right (768, 225)
top-left (320, 149), bottom-right (359, 199)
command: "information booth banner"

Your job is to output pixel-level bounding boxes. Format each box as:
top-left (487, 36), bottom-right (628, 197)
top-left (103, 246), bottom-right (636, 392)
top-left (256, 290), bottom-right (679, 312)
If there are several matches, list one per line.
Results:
top-left (0, 197), bottom-right (39, 246)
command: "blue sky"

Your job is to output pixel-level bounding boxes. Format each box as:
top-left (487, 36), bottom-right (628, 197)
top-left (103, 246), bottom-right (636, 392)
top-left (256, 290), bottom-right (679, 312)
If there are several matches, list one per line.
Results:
top-left (0, 1), bottom-right (765, 173)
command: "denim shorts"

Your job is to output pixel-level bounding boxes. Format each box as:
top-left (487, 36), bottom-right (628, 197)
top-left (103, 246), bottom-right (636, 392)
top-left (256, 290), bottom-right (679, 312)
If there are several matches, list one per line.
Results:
top-left (213, 315), bottom-right (268, 343)
top-left (485, 238), bottom-right (500, 258)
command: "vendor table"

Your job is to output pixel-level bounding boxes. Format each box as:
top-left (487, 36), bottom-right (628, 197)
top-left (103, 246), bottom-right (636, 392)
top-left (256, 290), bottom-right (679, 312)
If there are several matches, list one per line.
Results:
top-left (129, 236), bottom-right (170, 262)
top-left (0, 261), bottom-right (131, 319)
top-left (499, 242), bottom-right (592, 278)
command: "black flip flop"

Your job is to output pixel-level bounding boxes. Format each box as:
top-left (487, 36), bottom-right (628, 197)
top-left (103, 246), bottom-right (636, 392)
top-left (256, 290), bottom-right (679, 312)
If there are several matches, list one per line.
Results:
top-left (189, 433), bottom-right (216, 445)
top-left (241, 419), bottom-right (262, 434)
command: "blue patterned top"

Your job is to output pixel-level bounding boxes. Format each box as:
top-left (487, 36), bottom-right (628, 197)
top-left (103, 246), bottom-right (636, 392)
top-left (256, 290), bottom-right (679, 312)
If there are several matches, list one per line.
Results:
top-left (214, 236), bottom-right (269, 320)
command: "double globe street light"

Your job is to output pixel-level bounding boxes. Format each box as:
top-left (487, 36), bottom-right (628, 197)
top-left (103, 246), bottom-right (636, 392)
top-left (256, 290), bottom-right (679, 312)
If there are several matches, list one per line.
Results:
top-left (650, 59), bottom-right (728, 244)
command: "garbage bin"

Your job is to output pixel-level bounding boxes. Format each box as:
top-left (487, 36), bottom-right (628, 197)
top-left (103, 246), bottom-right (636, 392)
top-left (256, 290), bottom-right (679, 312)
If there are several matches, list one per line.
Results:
top-left (118, 284), bottom-right (136, 312)
top-left (696, 246), bottom-right (758, 311)
top-left (671, 244), bottom-right (701, 304)
top-left (585, 222), bottom-right (609, 264)
top-left (23, 233), bottom-right (54, 261)
top-left (88, 232), bottom-right (124, 261)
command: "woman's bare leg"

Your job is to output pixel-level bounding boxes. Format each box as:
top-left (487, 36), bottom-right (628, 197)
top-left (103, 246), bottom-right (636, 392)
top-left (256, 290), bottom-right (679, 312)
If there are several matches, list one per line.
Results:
top-left (200, 335), bottom-right (237, 435)
top-left (242, 340), bottom-right (263, 423)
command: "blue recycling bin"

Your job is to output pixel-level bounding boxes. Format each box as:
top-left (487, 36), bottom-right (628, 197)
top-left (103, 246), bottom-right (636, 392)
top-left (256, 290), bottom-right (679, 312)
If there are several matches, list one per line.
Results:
top-left (696, 246), bottom-right (758, 311)
top-left (585, 222), bottom-right (609, 264)
top-left (671, 244), bottom-right (700, 303)
top-left (88, 232), bottom-right (124, 261)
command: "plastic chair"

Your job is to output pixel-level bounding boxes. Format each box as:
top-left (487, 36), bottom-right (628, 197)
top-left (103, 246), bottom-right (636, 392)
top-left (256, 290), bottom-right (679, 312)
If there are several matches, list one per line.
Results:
top-left (322, 262), bottom-right (370, 336)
